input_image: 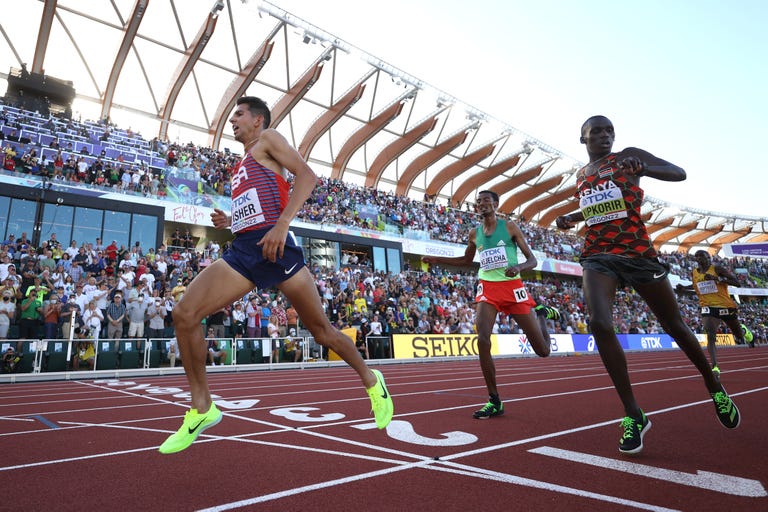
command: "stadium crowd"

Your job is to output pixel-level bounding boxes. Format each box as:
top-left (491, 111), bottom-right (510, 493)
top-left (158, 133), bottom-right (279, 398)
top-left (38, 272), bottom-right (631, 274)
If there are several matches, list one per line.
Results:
top-left (1, 228), bottom-right (766, 353)
top-left (1, 105), bottom-right (766, 363)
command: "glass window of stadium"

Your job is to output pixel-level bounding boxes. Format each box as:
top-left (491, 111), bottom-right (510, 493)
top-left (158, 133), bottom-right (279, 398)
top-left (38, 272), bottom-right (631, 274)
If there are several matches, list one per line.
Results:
top-left (7, 197), bottom-right (35, 239)
top-left (0, 197), bottom-right (157, 251)
top-left (294, 233), bottom-right (400, 274)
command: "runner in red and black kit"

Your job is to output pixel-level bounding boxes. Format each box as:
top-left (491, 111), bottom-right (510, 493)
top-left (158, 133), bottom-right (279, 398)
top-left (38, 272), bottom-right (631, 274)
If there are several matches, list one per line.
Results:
top-left (556, 115), bottom-right (740, 455)
top-left (159, 97), bottom-right (393, 456)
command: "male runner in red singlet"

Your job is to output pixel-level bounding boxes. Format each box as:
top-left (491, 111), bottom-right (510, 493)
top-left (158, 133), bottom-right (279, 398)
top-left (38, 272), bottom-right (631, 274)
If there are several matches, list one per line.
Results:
top-left (159, 97), bottom-right (393, 454)
top-left (422, 190), bottom-right (558, 419)
top-left (556, 115), bottom-right (740, 455)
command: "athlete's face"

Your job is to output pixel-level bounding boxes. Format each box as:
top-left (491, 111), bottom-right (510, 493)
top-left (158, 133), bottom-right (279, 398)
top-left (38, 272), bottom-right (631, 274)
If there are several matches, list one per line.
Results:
top-left (581, 116), bottom-right (615, 156)
top-left (475, 193), bottom-right (498, 217)
top-left (695, 251), bottom-right (711, 268)
top-left (229, 104), bottom-right (263, 143)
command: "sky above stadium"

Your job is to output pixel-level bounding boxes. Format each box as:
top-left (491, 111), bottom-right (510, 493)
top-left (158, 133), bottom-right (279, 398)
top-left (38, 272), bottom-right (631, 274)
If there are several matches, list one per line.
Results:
top-left (275, 0), bottom-right (767, 219)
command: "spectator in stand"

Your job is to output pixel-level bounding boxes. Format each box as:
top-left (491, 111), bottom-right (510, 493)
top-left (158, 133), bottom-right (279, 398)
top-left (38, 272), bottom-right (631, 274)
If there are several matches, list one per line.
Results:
top-left (146, 297), bottom-right (166, 339)
top-left (42, 291), bottom-right (62, 339)
top-left (168, 336), bottom-right (181, 367)
top-left (126, 291), bottom-right (148, 339)
top-left (286, 302), bottom-right (299, 335)
top-left (19, 289), bottom-right (43, 341)
top-left (206, 328), bottom-right (227, 365)
top-left (245, 295), bottom-right (261, 338)
top-left (231, 301), bottom-right (246, 336)
top-left (0, 290), bottom-right (16, 339)
top-left (59, 295), bottom-right (80, 340)
top-left (272, 298), bottom-right (287, 337)
top-left (64, 240), bottom-right (79, 260)
top-left (207, 307), bottom-right (227, 339)
top-left (82, 300), bottom-right (104, 341)
top-left (105, 240), bottom-right (118, 264)
top-left (260, 299), bottom-right (271, 338)
top-left (105, 293), bottom-right (126, 340)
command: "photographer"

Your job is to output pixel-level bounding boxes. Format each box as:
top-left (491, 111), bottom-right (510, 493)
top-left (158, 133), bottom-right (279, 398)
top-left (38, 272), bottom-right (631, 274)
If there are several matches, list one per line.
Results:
top-left (2, 346), bottom-right (21, 373)
top-left (70, 327), bottom-right (95, 370)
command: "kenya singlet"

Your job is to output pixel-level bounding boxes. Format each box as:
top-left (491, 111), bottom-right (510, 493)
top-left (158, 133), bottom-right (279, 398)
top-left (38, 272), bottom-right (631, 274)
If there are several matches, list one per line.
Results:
top-left (476, 222), bottom-right (519, 282)
top-left (576, 153), bottom-right (656, 259)
top-left (692, 264), bottom-right (737, 309)
top-left (229, 153), bottom-right (290, 234)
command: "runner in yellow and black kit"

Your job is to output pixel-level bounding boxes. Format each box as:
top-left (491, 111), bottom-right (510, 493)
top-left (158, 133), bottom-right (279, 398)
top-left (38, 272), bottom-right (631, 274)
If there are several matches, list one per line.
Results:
top-left (556, 115), bottom-right (741, 455)
top-left (678, 250), bottom-right (755, 375)
top-left (422, 190), bottom-right (559, 419)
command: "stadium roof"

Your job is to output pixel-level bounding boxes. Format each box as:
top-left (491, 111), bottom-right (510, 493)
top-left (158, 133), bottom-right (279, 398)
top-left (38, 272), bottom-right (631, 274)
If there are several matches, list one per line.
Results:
top-left (2, 0), bottom-right (766, 254)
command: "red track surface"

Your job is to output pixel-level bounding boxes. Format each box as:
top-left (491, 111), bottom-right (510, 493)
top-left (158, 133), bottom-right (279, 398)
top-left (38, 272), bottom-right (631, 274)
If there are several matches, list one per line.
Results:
top-left (2, 348), bottom-right (767, 511)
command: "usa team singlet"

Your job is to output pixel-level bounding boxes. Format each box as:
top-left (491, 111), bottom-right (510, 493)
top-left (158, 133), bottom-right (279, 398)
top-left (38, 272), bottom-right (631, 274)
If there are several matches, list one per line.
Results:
top-left (575, 153), bottom-right (656, 259)
top-left (222, 153), bottom-right (304, 289)
top-left (229, 153), bottom-right (290, 234)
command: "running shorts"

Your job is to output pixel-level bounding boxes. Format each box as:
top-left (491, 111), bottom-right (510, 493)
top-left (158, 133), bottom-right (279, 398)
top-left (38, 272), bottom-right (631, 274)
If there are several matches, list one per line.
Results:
top-left (222, 227), bottom-right (305, 289)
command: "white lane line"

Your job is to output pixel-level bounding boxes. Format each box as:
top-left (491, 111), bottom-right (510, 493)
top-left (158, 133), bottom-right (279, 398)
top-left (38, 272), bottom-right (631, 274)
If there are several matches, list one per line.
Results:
top-left (196, 460), bottom-right (434, 512)
top-left (529, 446), bottom-right (767, 498)
top-left (432, 461), bottom-right (681, 512)
top-left (439, 386), bottom-right (768, 461)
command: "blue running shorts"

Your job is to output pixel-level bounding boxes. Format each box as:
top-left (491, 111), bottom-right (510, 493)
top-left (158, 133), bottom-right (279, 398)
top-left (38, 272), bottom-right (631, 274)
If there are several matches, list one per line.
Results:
top-left (222, 227), bottom-right (305, 289)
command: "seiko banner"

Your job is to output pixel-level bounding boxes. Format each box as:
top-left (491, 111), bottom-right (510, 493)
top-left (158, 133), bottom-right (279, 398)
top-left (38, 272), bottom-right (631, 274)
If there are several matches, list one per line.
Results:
top-left (391, 333), bottom-right (734, 359)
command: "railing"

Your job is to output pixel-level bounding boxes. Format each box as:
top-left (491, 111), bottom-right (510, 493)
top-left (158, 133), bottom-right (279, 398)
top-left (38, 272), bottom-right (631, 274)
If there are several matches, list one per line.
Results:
top-left (0, 335), bottom-right (320, 375)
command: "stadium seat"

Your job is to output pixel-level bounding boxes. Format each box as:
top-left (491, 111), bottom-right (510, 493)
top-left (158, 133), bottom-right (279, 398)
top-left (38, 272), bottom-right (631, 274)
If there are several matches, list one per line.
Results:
top-left (146, 339), bottom-right (162, 368)
top-left (16, 341), bottom-right (39, 373)
top-left (95, 340), bottom-right (118, 370)
top-left (118, 340), bottom-right (141, 369)
top-left (44, 341), bottom-right (69, 372)
top-left (235, 338), bottom-right (253, 365)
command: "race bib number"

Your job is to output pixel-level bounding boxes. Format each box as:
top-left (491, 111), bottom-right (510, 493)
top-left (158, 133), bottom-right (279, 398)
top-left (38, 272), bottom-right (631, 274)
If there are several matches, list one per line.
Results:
top-left (231, 188), bottom-right (266, 233)
top-left (479, 247), bottom-right (509, 271)
top-left (513, 286), bottom-right (529, 303)
top-left (579, 181), bottom-right (628, 226)
top-left (696, 280), bottom-right (717, 294)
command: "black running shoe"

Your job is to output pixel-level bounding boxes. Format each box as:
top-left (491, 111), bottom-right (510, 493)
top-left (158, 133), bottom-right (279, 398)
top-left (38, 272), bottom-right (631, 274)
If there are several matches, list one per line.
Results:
top-left (711, 389), bottom-right (740, 429)
top-left (473, 400), bottom-right (504, 419)
top-left (619, 411), bottom-right (651, 455)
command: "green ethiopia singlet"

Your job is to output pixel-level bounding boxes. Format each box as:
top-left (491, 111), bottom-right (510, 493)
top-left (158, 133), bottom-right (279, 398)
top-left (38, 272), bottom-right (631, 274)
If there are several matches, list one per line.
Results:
top-left (476, 221), bottom-right (519, 282)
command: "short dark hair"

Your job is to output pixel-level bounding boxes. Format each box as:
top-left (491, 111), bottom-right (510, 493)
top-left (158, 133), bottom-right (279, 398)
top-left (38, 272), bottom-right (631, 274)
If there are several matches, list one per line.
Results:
top-left (236, 96), bottom-right (271, 129)
top-left (477, 190), bottom-right (499, 204)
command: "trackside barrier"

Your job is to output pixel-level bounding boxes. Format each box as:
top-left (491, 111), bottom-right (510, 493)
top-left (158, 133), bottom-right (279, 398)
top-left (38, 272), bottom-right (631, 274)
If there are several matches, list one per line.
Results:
top-left (389, 332), bottom-right (737, 359)
top-left (365, 336), bottom-right (392, 359)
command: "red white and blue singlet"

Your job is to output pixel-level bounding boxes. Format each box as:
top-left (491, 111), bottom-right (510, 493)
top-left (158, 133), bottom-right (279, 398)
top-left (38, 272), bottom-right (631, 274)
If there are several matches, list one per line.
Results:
top-left (230, 153), bottom-right (290, 234)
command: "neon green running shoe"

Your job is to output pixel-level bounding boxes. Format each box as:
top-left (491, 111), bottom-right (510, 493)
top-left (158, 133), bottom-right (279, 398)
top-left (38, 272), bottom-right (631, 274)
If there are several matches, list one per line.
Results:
top-left (711, 389), bottom-right (740, 429)
top-left (159, 402), bottom-right (223, 454)
top-left (712, 365), bottom-right (720, 377)
top-left (473, 400), bottom-right (504, 419)
top-left (366, 369), bottom-right (393, 429)
top-left (619, 410), bottom-right (651, 455)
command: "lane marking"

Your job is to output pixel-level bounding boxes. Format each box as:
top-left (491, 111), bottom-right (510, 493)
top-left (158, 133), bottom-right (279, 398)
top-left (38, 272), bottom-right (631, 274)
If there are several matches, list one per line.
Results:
top-left (29, 415), bottom-right (60, 429)
top-left (530, 446), bottom-right (767, 498)
top-left (434, 461), bottom-right (680, 512)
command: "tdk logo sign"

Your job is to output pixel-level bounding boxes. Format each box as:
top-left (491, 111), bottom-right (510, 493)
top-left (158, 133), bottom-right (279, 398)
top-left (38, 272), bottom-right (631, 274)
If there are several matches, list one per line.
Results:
top-left (641, 337), bottom-right (662, 349)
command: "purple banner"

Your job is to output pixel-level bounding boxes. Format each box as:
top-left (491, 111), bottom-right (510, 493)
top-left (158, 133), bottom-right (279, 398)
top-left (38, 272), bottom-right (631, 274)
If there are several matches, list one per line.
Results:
top-left (727, 243), bottom-right (768, 258)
